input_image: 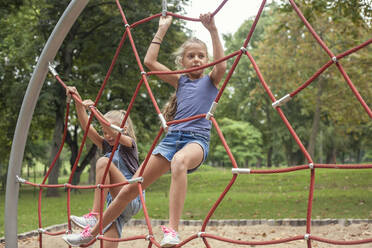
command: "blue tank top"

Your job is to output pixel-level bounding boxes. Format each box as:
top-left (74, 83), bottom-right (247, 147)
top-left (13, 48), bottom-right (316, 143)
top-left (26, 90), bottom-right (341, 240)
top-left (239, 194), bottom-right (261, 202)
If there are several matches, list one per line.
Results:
top-left (168, 74), bottom-right (218, 137)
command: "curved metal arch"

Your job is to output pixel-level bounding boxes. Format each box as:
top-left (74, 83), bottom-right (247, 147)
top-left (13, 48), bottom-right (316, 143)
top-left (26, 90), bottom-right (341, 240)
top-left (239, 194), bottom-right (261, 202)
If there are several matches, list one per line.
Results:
top-left (5, 1), bottom-right (89, 247)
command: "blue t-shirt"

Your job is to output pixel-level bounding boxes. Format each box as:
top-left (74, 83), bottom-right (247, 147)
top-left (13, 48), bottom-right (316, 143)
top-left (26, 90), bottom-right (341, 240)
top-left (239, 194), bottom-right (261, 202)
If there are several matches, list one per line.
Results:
top-left (168, 74), bottom-right (218, 137)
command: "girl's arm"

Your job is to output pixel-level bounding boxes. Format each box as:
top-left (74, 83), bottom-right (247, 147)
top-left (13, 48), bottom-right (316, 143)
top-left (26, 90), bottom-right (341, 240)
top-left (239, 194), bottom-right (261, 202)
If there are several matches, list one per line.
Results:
top-left (85, 101), bottom-right (134, 148)
top-left (144, 15), bottom-right (179, 88)
top-left (66, 87), bottom-right (104, 150)
top-left (200, 13), bottom-right (227, 87)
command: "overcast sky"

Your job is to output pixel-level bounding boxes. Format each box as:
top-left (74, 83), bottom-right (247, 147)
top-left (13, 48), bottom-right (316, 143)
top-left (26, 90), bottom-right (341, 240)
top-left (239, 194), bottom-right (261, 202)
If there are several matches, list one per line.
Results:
top-left (183, 0), bottom-right (271, 50)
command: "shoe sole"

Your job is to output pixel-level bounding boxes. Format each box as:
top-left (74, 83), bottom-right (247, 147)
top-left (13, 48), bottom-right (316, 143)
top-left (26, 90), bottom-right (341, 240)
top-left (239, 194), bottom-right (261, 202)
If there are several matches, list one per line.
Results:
top-left (161, 242), bottom-right (180, 247)
top-left (62, 236), bottom-right (79, 247)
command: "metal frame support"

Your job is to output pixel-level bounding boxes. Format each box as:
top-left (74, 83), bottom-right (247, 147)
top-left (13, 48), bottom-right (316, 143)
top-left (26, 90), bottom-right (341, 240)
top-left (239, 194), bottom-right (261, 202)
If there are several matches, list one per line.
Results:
top-left (309, 163), bottom-right (314, 169)
top-left (4, 1), bottom-right (90, 247)
top-left (48, 62), bottom-right (59, 77)
top-left (15, 175), bottom-right (26, 184)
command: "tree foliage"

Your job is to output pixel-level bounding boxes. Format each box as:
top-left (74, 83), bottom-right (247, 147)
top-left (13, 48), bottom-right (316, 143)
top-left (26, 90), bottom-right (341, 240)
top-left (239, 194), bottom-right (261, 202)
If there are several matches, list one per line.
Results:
top-left (0, 0), bottom-right (189, 191)
top-left (221, 0), bottom-right (371, 166)
top-left (209, 118), bottom-right (263, 167)
top-left (1, 0), bottom-right (371, 191)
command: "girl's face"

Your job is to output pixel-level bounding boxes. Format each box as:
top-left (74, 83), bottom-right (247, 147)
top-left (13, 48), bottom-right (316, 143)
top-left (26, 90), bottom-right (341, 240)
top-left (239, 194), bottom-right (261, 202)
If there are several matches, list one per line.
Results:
top-left (102, 125), bottom-right (117, 146)
top-left (181, 43), bottom-right (208, 80)
top-left (102, 120), bottom-right (126, 146)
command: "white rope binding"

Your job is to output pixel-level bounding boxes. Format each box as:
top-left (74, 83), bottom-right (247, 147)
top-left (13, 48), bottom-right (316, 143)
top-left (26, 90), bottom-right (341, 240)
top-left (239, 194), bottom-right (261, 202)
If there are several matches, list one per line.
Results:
top-left (15, 175), bottom-right (26, 184)
top-left (272, 94), bottom-right (291, 108)
top-left (48, 61), bottom-right (59, 77)
top-left (128, 177), bottom-right (144, 184)
top-left (110, 124), bottom-right (125, 134)
top-left (206, 102), bottom-right (218, 120)
top-left (158, 113), bottom-right (168, 130)
top-left (231, 168), bottom-right (251, 174)
top-left (162, 0), bottom-right (167, 16)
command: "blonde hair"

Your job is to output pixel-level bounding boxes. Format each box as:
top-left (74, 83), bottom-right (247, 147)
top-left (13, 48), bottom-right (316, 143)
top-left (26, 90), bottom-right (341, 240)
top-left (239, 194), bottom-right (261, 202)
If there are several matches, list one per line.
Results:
top-left (173, 37), bottom-right (209, 69)
top-left (104, 110), bottom-right (136, 141)
top-left (162, 92), bottom-right (177, 122)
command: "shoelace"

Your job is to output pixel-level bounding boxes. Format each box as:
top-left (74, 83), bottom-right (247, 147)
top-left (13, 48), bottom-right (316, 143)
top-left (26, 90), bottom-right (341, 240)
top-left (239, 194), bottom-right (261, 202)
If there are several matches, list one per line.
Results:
top-left (83, 211), bottom-right (98, 219)
top-left (81, 226), bottom-right (92, 238)
top-left (161, 225), bottom-right (177, 237)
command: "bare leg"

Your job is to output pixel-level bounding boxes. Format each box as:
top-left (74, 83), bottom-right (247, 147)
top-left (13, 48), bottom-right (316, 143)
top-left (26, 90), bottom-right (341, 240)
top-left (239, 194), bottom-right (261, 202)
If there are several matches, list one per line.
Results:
top-left (168, 143), bottom-right (203, 231)
top-left (102, 224), bottom-right (119, 248)
top-left (90, 154), bottom-right (170, 236)
top-left (92, 157), bottom-right (127, 213)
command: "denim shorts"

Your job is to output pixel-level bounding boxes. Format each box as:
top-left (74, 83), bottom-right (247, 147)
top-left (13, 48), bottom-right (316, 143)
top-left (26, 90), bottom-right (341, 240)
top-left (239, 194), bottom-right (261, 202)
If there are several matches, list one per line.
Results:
top-left (103, 149), bottom-right (143, 237)
top-left (152, 130), bottom-right (210, 173)
top-left (104, 192), bottom-right (142, 237)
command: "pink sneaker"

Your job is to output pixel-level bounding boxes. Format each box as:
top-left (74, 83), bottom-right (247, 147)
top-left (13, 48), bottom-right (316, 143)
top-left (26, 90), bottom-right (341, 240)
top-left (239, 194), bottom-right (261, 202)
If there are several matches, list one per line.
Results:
top-left (160, 225), bottom-right (180, 247)
top-left (62, 226), bottom-right (94, 246)
top-left (70, 211), bottom-right (98, 229)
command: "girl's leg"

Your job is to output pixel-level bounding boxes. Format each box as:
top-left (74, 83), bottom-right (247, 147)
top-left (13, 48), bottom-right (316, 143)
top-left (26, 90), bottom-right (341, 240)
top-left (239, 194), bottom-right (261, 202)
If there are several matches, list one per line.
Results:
top-left (90, 154), bottom-right (170, 236)
top-left (102, 224), bottom-right (119, 248)
top-left (92, 157), bottom-right (127, 213)
top-left (168, 143), bottom-right (204, 231)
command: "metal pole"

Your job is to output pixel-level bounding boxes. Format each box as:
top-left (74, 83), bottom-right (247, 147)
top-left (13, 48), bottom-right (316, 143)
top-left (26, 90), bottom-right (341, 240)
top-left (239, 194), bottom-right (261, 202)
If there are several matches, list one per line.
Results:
top-left (4, 1), bottom-right (89, 247)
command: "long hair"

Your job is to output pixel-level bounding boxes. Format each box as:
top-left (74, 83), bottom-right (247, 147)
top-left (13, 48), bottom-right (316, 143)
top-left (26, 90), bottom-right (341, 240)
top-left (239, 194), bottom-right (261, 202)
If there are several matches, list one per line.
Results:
top-left (104, 110), bottom-right (136, 141)
top-left (162, 92), bottom-right (177, 122)
top-left (173, 37), bottom-right (209, 69)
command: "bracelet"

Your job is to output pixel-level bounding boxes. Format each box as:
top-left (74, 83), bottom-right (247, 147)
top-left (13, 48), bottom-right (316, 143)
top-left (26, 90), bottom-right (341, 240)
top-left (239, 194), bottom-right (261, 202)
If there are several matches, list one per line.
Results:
top-left (151, 41), bottom-right (161, 45)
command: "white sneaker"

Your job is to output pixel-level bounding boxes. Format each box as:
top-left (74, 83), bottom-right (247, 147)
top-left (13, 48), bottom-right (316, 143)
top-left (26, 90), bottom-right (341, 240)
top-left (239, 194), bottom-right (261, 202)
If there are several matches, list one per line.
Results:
top-left (160, 225), bottom-right (180, 247)
top-left (62, 226), bottom-right (94, 246)
top-left (70, 212), bottom-right (98, 229)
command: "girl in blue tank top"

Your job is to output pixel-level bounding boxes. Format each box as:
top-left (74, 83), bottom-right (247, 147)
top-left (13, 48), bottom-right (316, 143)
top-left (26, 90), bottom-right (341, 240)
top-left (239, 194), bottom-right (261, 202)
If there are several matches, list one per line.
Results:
top-left (62, 12), bottom-right (226, 248)
top-left (143, 13), bottom-right (226, 247)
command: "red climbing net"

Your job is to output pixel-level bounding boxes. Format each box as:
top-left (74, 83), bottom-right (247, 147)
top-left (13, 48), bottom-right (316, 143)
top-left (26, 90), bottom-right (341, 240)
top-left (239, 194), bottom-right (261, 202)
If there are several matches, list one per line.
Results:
top-left (17, 0), bottom-right (372, 247)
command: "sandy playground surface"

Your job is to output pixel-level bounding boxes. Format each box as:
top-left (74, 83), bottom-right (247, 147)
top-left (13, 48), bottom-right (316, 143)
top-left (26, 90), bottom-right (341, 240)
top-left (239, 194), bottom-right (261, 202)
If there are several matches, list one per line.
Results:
top-left (2, 220), bottom-right (372, 248)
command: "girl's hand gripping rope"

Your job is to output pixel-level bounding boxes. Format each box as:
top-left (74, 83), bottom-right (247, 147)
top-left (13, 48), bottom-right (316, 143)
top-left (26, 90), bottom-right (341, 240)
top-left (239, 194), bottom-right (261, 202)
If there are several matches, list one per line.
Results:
top-left (200, 12), bottom-right (217, 32)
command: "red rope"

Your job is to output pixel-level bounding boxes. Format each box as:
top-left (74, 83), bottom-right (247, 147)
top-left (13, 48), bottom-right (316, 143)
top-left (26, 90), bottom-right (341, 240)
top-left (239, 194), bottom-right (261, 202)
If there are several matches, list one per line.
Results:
top-left (22, 0), bottom-right (372, 247)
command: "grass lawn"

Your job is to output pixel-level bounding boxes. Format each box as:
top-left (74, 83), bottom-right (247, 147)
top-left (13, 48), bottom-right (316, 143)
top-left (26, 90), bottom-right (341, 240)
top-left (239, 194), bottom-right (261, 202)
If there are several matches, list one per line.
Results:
top-left (1, 165), bottom-right (371, 237)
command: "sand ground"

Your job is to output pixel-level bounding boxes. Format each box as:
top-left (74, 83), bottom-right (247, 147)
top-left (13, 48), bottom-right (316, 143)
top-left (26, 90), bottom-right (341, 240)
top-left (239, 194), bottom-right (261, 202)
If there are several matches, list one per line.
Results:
top-left (5, 222), bottom-right (372, 248)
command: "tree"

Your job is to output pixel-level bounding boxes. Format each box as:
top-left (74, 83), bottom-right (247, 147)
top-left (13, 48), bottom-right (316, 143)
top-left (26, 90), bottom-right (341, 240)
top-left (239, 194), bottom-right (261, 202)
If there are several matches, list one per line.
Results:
top-left (209, 118), bottom-right (263, 167)
top-left (222, 0), bottom-right (371, 166)
top-left (0, 0), bottom-right (190, 193)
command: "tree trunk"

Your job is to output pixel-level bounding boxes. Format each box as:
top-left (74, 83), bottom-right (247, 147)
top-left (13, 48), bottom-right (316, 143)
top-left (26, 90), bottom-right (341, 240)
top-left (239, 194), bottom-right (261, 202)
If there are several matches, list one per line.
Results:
top-left (89, 151), bottom-right (99, 184)
top-left (72, 144), bottom-right (97, 186)
top-left (307, 80), bottom-right (324, 160)
top-left (46, 104), bottom-right (64, 197)
top-left (47, 39), bottom-right (73, 197)
top-left (267, 146), bottom-right (273, 167)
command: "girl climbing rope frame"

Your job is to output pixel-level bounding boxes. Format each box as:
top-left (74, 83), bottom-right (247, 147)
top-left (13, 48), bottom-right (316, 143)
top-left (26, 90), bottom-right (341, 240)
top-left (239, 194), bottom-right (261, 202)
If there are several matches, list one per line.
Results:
top-left (5, 0), bottom-right (372, 248)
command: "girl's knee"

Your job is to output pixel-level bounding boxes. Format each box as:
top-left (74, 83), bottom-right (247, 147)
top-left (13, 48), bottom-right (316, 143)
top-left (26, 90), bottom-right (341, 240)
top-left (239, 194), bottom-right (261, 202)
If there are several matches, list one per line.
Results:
top-left (117, 184), bottom-right (139, 201)
top-left (96, 157), bottom-right (110, 170)
top-left (171, 153), bottom-right (188, 176)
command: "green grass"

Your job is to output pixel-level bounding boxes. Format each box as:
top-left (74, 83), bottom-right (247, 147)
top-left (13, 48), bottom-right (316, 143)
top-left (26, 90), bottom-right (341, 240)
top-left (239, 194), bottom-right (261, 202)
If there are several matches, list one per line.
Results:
top-left (1, 166), bottom-right (371, 237)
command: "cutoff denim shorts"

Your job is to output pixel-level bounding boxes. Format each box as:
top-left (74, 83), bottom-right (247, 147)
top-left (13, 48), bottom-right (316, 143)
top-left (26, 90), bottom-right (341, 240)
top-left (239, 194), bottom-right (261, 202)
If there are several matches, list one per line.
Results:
top-left (152, 130), bottom-right (210, 173)
top-left (103, 149), bottom-right (143, 237)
